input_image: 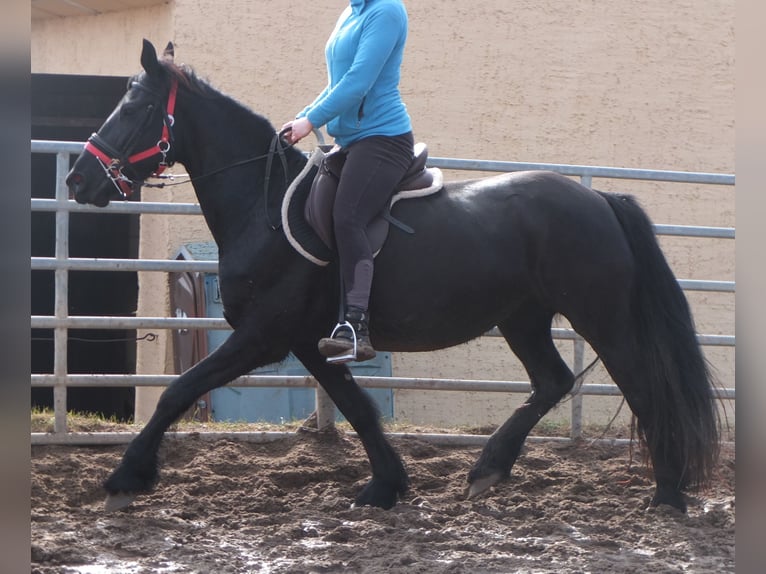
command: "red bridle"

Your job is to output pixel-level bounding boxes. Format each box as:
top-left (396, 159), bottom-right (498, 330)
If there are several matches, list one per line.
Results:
top-left (84, 78), bottom-right (178, 198)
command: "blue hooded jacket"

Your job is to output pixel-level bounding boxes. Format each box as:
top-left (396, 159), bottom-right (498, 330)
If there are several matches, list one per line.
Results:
top-left (298, 0), bottom-right (412, 147)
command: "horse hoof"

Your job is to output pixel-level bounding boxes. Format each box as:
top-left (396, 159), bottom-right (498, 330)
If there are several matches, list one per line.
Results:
top-left (466, 472), bottom-right (503, 499)
top-left (650, 484), bottom-right (687, 512)
top-left (353, 478), bottom-right (402, 510)
top-left (104, 492), bottom-right (137, 512)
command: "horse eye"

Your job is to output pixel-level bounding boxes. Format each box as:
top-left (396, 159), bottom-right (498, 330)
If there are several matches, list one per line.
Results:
top-left (121, 105), bottom-right (137, 118)
top-left (146, 104), bottom-right (155, 113)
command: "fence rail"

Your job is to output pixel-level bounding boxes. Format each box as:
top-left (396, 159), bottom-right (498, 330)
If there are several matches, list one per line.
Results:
top-left (30, 140), bottom-right (735, 445)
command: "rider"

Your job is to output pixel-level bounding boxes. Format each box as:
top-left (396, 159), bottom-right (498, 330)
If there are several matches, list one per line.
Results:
top-left (282, 0), bottom-right (414, 363)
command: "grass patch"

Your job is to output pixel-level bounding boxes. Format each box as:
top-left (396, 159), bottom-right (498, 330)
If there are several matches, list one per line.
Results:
top-left (32, 408), bottom-right (726, 441)
top-left (31, 408), bottom-right (340, 434)
top-left (31, 408), bottom-right (136, 433)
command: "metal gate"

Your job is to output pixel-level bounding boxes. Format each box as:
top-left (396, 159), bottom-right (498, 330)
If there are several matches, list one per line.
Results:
top-left (30, 139), bottom-right (735, 445)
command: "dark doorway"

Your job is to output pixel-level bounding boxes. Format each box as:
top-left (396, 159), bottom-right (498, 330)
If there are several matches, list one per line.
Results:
top-left (32, 74), bottom-right (139, 421)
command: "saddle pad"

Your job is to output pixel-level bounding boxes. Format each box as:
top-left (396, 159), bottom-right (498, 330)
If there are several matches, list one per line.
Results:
top-left (282, 147), bottom-right (443, 267)
top-left (281, 150), bottom-right (333, 266)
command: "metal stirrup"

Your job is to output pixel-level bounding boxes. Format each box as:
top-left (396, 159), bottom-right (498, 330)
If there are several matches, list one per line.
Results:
top-left (325, 320), bottom-right (359, 364)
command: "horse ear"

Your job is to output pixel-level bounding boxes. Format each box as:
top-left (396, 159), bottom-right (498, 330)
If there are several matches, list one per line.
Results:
top-left (162, 42), bottom-right (175, 63)
top-left (140, 39), bottom-right (162, 76)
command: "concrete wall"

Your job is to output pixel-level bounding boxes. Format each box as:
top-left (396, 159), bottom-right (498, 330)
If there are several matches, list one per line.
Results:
top-left (32, 0), bottom-right (735, 429)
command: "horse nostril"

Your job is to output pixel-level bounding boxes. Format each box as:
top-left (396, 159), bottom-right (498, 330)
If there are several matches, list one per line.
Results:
top-left (66, 172), bottom-right (85, 200)
top-left (66, 172), bottom-right (82, 186)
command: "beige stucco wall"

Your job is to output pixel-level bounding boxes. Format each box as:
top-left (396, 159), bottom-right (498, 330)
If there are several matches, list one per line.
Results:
top-left (32, 0), bottom-right (735, 429)
top-left (31, 5), bottom-right (172, 76)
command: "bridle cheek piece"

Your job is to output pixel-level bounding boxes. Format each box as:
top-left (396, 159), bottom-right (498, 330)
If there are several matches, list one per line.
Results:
top-left (84, 78), bottom-right (178, 198)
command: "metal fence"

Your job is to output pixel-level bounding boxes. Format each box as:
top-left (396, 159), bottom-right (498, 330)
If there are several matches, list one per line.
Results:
top-left (30, 139), bottom-right (735, 446)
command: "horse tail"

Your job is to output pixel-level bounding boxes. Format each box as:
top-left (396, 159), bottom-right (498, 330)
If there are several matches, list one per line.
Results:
top-left (598, 191), bottom-right (720, 490)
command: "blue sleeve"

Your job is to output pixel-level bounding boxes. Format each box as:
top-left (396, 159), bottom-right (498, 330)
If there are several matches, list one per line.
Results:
top-left (296, 84), bottom-right (330, 119)
top-left (306, 6), bottom-right (405, 128)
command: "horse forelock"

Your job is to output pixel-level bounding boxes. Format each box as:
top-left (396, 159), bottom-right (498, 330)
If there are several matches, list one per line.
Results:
top-left (161, 61), bottom-right (199, 92)
top-left (130, 60), bottom-right (204, 95)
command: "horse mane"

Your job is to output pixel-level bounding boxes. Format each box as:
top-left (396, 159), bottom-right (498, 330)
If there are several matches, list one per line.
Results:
top-left (132, 60), bottom-right (277, 136)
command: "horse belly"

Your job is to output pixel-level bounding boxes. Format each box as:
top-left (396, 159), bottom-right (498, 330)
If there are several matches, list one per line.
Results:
top-left (369, 215), bottom-right (525, 351)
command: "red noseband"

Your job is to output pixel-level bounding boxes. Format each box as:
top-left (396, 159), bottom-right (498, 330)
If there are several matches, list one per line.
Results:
top-left (84, 78), bottom-right (178, 198)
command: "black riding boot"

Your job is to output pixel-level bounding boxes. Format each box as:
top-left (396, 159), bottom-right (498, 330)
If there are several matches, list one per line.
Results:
top-left (318, 306), bottom-right (376, 363)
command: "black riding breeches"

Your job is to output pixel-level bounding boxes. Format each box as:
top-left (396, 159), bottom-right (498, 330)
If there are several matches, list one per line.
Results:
top-left (334, 131), bottom-right (414, 311)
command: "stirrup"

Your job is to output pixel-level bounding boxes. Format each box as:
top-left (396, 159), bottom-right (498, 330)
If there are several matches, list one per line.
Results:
top-left (324, 320), bottom-right (359, 364)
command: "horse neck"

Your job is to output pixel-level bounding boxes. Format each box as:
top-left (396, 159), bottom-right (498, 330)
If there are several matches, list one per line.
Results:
top-left (170, 87), bottom-right (308, 246)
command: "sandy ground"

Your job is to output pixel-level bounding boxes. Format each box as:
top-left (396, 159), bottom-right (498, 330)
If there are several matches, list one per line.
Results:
top-left (32, 429), bottom-right (734, 573)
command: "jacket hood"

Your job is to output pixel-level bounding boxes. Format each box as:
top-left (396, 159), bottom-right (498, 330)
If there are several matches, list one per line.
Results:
top-left (350, 0), bottom-right (366, 14)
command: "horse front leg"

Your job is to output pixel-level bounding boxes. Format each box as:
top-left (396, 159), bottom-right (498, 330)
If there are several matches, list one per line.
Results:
top-left (104, 324), bottom-right (271, 510)
top-left (292, 342), bottom-right (409, 509)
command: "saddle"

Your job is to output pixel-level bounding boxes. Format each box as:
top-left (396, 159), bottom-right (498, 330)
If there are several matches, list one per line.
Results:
top-left (282, 143), bottom-right (443, 266)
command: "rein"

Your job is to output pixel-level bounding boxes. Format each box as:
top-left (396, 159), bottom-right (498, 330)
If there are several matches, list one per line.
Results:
top-left (143, 128), bottom-right (293, 190)
top-left (142, 127), bottom-right (293, 231)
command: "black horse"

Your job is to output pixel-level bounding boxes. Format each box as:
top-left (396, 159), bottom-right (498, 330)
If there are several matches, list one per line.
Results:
top-left (67, 40), bottom-right (719, 513)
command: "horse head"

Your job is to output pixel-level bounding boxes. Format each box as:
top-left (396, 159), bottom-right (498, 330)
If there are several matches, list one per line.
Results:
top-left (66, 39), bottom-right (178, 207)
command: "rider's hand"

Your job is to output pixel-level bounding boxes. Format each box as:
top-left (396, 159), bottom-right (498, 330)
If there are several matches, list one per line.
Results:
top-left (281, 117), bottom-right (314, 145)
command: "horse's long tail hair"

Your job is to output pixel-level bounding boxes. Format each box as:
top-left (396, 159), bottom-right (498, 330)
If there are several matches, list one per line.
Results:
top-left (599, 191), bottom-right (720, 490)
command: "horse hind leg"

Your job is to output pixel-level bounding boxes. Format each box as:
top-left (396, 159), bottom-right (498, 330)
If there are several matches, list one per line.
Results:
top-left (594, 336), bottom-right (698, 512)
top-left (467, 306), bottom-right (575, 497)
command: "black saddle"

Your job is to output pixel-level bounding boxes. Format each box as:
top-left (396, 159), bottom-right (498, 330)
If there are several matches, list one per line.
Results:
top-left (282, 143), bottom-right (443, 266)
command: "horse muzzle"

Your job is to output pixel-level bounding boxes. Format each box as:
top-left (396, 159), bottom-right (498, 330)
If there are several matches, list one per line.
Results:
top-left (66, 170), bottom-right (114, 207)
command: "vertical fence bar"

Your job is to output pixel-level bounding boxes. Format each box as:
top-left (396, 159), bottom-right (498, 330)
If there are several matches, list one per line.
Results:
top-left (315, 386), bottom-right (336, 430)
top-left (569, 174), bottom-right (593, 440)
top-left (570, 338), bottom-right (585, 439)
top-left (53, 152), bottom-right (70, 433)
